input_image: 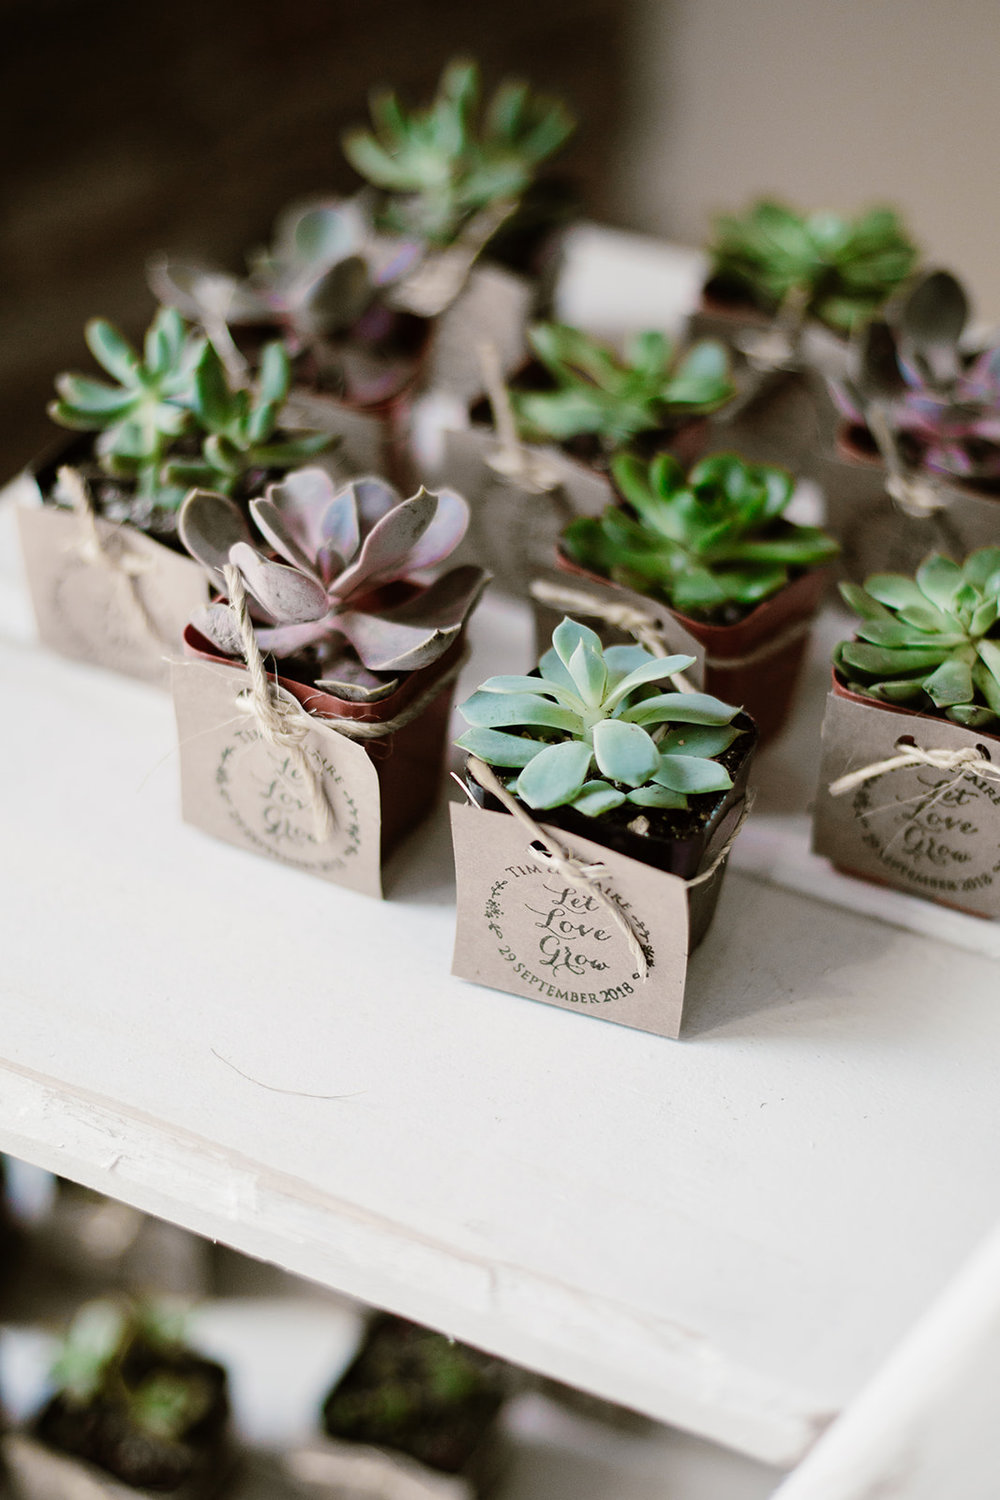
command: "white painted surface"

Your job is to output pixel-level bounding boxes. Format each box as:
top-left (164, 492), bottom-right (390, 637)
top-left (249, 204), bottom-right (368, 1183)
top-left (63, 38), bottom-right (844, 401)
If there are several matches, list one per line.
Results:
top-left (3, 227), bottom-right (1000, 1476)
top-left (772, 1220), bottom-right (1000, 1500)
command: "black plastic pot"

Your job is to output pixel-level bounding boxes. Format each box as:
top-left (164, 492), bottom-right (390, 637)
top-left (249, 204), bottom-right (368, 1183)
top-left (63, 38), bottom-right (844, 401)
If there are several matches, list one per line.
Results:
top-left (464, 709), bottom-right (757, 950)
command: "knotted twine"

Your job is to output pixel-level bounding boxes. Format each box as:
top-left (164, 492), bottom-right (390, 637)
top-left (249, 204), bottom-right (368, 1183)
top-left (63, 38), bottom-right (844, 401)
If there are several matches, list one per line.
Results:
top-left (529, 576), bottom-right (811, 674)
top-left (222, 563), bottom-right (467, 839)
top-left (58, 466), bottom-right (166, 648)
top-left (829, 738), bottom-right (1000, 798)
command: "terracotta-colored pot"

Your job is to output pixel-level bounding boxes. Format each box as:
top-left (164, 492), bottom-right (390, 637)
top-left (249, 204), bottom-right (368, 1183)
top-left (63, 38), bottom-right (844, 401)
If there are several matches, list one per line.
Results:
top-left (182, 625), bottom-right (463, 858)
top-left (546, 547), bottom-right (827, 744)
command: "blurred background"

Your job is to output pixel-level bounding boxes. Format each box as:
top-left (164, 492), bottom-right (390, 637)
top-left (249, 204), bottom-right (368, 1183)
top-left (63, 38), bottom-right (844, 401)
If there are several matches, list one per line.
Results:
top-left (3, 0), bottom-right (999, 478)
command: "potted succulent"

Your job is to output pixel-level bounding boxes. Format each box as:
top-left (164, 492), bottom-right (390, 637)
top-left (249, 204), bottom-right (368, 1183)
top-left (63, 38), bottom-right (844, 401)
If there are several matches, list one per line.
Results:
top-left (150, 197), bottom-right (428, 478)
top-left (539, 450), bottom-right (838, 741)
top-left (813, 549), bottom-right (1000, 918)
top-left (691, 198), bottom-right (919, 473)
top-left (821, 269), bottom-right (1000, 579)
top-left (442, 323), bottom-right (734, 598)
top-left (16, 308), bottom-right (332, 686)
top-left (29, 1299), bottom-right (230, 1498)
top-left (342, 57), bottom-right (576, 400)
top-left (313, 1315), bottom-right (507, 1498)
top-left (451, 617), bottom-right (755, 1037)
top-left (173, 468), bottom-right (487, 893)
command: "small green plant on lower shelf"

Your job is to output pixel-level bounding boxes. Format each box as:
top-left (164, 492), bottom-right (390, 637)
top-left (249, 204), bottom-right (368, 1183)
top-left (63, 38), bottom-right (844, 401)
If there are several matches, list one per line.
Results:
top-left (836, 550), bottom-right (1000, 729)
top-left (563, 451), bottom-right (839, 619)
top-left (510, 324), bottom-right (733, 452)
top-left (706, 199), bottom-right (918, 335)
top-left (38, 1299), bottom-right (228, 1491)
top-left (457, 616), bottom-right (743, 813)
top-left (48, 1300), bottom-right (218, 1441)
top-left (343, 57), bottom-right (575, 248)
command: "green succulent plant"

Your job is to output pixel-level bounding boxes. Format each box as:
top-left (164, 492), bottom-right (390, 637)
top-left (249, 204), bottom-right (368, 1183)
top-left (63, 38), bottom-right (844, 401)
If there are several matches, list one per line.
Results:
top-left (707, 199), bottom-right (918, 335)
top-left (162, 340), bottom-right (332, 497)
top-left (562, 451), bottom-right (839, 620)
top-left (49, 1300), bottom-right (214, 1443)
top-left (49, 312), bottom-right (332, 514)
top-left (510, 325), bottom-right (733, 452)
top-left (48, 308), bottom-right (202, 505)
top-left (836, 550), bottom-right (1000, 729)
top-left (342, 57), bottom-right (575, 248)
top-left (457, 616), bottom-right (743, 816)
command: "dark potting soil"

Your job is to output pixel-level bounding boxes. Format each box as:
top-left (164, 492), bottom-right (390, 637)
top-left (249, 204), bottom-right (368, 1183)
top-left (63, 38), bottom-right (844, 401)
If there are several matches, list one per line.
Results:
top-left (34, 1343), bottom-right (229, 1494)
top-left (321, 1316), bottom-right (507, 1479)
top-left (466, 709), bottom-right (757, 883)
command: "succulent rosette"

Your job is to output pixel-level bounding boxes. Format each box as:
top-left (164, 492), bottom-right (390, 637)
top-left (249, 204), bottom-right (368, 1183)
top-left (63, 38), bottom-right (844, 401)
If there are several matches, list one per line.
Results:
top-left (179, 469), bottom-right (488, 701)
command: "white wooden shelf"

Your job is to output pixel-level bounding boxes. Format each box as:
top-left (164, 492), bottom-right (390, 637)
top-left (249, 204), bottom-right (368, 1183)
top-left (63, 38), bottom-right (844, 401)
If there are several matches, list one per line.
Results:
top-left (2, 231), bottom-right (999, 1478)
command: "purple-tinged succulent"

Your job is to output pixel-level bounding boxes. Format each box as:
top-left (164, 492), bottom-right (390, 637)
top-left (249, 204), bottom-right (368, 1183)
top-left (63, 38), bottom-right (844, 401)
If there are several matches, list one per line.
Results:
top-left (179, 469), bottom-right (488, 701)
top-left (832, 269), bottom-right (1000, 484)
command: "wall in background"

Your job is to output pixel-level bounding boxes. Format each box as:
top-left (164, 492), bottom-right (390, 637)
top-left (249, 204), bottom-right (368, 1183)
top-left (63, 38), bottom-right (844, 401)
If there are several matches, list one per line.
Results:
top-left (613, 0), bottom-right (1000, 317)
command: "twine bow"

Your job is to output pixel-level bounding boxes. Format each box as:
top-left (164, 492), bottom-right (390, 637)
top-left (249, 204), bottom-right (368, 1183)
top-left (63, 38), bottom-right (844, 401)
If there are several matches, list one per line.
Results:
top-left (829, 739), bottom-right (1000, 798)
top-left (224, 564), bottom-right (336, 840)
top-left (58, 466), bottom-right (166, 648)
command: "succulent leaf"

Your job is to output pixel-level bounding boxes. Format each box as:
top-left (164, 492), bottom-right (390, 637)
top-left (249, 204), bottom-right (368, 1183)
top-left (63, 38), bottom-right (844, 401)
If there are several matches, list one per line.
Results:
top-left (564, 451), bottom-right (837, 620)
top-left (343, 57), bottom-right (574, 248)
top-left (512, 324), bottom-right (733, 450)
top-left (457, 617), bottom-right (743, 819)
top-left (836, 548), bottom-right (1000, 728)
top-left (706, 198), bottom-right (917, 333)
top-left (180, 475), bottom-right (485, 699)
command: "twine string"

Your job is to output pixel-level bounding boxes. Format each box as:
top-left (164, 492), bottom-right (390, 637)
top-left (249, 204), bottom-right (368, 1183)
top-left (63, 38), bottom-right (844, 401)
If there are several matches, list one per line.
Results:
top-left (479, 342), bottom-right (564, 494)
top-left (464, 756), bottom-right (650, 980)
top-left (59, 466), bottom-right (167, 648)
top-left (224, 563), bottom-right (336, 840)
top-left (829, 738), bottom-right (1000, 798)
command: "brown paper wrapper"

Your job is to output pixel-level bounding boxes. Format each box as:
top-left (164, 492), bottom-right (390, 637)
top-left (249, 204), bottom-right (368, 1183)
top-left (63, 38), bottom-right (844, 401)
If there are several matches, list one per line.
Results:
top-left (281, 387), bottom-right (391, 475)
top-left (442, 426), bottom-right (614, 598)
top-left (425, 263), bottom-right (534, 401)
top-left (812, 682), bottom-right (1000, 918)
top-left (173, 657), bottom-right (385, 896)
top-left (450, 803), bottom-right (689, 1039)
top-left (17, 500), bottom-right (208, 689)
top-left (818, 428), bottom-right (1000, 583)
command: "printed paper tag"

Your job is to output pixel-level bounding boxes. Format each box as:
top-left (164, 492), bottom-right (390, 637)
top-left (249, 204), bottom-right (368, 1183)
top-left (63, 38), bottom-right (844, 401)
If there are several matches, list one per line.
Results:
top-left (426, 263), bottom-right (533, 400)
top-left (441, 425), bottom-right (613, 597)
top-left (173, 658), bottom-right (384, 896)
top-left (451, 803), bottom-right (689, 1038)
top-left (17, 501), bottom-right (208, 689)
top-left (813, 690), bottom-right (1000, 918)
